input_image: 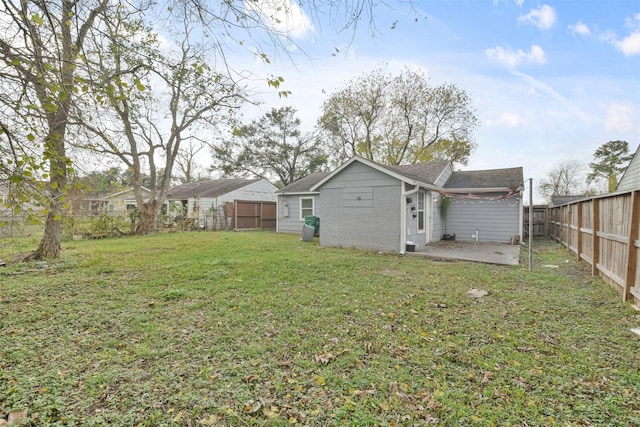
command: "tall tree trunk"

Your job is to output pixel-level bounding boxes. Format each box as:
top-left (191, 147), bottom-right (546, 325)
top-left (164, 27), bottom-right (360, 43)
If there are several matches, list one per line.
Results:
top-left (24, 132), bottom-right (67, 260)
top-left (136, 200), bottom-right (159, 235)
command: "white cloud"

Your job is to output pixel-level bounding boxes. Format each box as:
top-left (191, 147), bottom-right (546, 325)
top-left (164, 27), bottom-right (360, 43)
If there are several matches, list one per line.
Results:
top-left (518, 5), bottom-right (557, 31)
top-left (599, 13), bottom-right (640, 56)
top-left (616, 32), bottom-right (640, 56)
top-left (569, 21), bottom-right (591, 36)
top-left (485, 45), bottom-right (546, 68)
top-left (604, 103), bottom-right (638, 133)
top-left (246, 0), bottom-right (314, 39)
top-left (486, 112), bottom-right (526, 128)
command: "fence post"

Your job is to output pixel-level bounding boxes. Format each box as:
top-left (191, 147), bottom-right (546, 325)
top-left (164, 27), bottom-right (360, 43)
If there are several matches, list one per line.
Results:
top-left (576, 201), bottom-right (583, 261)
top-left (592, 198), bottom-right (600, 276)
top-left (624, 191), bottom-right (640, 301)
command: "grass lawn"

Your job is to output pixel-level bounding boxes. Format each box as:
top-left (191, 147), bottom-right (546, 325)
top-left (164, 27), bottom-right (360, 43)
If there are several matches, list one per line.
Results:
top-left (1, 232), bottom-right (640, 426)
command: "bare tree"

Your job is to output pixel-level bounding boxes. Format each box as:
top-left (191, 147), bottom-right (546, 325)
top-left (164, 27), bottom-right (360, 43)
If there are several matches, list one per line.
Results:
top-left (175, 141), bottom-right (209, 184)
top-left (77, 8), bottom-right (244, 234)
top-left (538, 159), bottom-right (587, 204)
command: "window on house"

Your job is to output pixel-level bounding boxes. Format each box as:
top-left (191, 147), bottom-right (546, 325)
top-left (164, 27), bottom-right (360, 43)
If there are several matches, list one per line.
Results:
top-left (417, 191), bottom-right (426, 233)
top-left (300, 197), bottom-right (314, 220)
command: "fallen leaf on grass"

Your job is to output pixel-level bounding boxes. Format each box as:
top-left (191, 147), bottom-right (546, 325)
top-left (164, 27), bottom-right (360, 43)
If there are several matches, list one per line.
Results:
top-left (481, 371), bottom-right (493, 384)
top-left (244, 400), bottom-right (262, 414)
top-left (242, 374), bottom-right (259, 383)
top-left (199, 414), bottom-right (220, 425)
top-left (314, 375), bottom-right (326, 386)
top-left (314, 349), bottom-right (348, 364)
top-left (263, 405), bottom-right (280, 418)
top-left (314, 352), bottom-right (334, 364)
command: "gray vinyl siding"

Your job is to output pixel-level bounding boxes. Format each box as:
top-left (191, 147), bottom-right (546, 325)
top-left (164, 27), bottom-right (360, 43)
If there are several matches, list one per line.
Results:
top-left (445, 196), bottom-right (522, 243)
top-left (618, 154), bottom-right (640, 191)
top-left (277, 194), bottom-right (319, 234)
top-left (317, 162), bottom-right (401, 252)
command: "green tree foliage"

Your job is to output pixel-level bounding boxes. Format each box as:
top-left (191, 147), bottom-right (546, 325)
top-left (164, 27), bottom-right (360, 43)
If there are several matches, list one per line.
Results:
top-left (0, 0), bottom-right (110, 259)
top-left (318, 66), bottom-right (479, 166)
top-left (587, 140), bottom-right (634, 193)
top-left (212, 107), bottom-right (327, 187)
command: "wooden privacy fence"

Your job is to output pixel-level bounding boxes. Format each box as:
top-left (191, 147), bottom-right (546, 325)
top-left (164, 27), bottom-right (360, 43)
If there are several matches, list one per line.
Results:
top-left (548, 190), bottom-right (640, 303)
top-left (524, 205), bottom-right (548, 239)
top-left (225, 200), bottom-right (276, 231)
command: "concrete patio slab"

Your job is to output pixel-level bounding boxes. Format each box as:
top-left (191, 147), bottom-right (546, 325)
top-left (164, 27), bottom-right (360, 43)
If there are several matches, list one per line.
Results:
top-left (408, 241), bottom-right (521, 266)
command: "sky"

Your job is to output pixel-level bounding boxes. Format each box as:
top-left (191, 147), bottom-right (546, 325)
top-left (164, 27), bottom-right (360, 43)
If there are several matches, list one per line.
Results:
top-left (226, 0), bottom-right (640, 202)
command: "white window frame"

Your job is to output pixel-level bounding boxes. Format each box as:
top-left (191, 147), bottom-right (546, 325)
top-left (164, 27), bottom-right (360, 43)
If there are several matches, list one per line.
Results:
top-left (299, 197), bottom-right (315, 221)
top-left (417, 191), bottom-right (426, 233)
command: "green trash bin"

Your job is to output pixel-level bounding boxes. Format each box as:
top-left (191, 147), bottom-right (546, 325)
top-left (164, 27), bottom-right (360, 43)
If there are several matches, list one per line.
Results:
top-left (304, 215), bottom-right (320, 236)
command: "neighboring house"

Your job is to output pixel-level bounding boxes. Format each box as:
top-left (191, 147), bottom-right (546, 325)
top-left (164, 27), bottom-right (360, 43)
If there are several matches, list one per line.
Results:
top-left (166, 178), bottom-right (278, 230)
top-left (275, 172), bottom-right (330, 234)
top-left (0, 183), bottom-right (40, 221)
top-left (550, 195), bottom-right (587, 207)
top-left (68, 187), bottom-right (152, 217)
top-left (616, 144), bottom-right (640, 192)
top-left (104, 187), bottom-right (151, 214)
top-left (277, 156), bottom-right (524, 254)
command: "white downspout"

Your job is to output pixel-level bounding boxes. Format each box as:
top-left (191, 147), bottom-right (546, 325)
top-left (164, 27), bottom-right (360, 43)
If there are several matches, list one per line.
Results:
top-left (400, 183), bottom-right (420, 255)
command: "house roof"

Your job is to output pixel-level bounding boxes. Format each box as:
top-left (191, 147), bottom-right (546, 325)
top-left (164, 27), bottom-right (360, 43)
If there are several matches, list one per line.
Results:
top-left (281, 157), bottom-right (523, 196)
top-left (550, 195), bottom-right (588, 206)
top-left (311, 156), bottom-right (448, 191)
top-left (445, 167), bottom-right (524, 190)
top-left (387, 161), bottom-right (451, 185)
top-left (277, 172), bottom-right (331, 194)
top-left (106, 186), bottom-right (151, 199)
top-left (167, 178), bottom-right (261, 199)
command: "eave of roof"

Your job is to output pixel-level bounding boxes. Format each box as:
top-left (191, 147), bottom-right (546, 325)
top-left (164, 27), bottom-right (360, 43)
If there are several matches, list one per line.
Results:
top-left (310, 156), bottom-right (441, 191)
top-left (166, 178), bottom-right (261, 199)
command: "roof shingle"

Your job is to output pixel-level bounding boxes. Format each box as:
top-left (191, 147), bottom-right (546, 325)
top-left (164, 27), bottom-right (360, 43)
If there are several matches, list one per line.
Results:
top-left (445, 167), bottom-right (523, 189)
top-left (167, 178), bottom-right (260, 199)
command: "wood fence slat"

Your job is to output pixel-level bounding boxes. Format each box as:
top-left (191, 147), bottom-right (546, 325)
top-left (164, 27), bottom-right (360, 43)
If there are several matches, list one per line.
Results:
top-left (592, 198), bottom-right (600, 276)
top-left (595, 231), bottom-right (629, 244)
top-left (624, 191), bottom-right (640, 301)
top-left (548, 192), bottom-right (640, 303)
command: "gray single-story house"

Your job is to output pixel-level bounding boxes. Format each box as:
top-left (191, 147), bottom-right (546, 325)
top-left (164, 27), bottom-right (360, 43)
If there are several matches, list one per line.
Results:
top-left (277, 156), bottom-right (524, 254)
top-left (166, 178), bottom-right (278, 230)
top-left (275, 172), bottom-right (330, 234)
top-left (616, 144), bottom-right (640, 192)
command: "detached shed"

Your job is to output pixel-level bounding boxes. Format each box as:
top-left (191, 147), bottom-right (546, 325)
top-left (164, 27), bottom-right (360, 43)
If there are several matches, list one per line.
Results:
top-left (166, 178), bottom-right (278, 230)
